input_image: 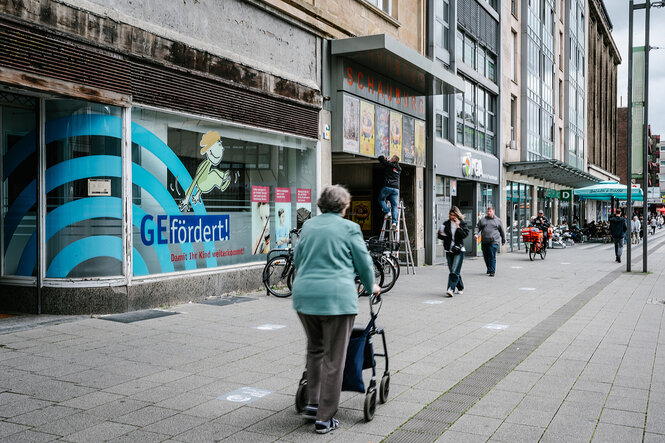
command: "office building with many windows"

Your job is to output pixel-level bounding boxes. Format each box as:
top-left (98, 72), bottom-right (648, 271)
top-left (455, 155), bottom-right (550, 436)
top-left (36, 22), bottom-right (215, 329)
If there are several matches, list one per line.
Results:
top-left (501, 0), bottom-right (599, 252)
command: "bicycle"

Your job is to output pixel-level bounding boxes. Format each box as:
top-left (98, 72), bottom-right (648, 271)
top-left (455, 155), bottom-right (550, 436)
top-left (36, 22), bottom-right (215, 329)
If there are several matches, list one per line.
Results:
top-left (367, 238), bottom-right (400, 293)
top-left (262, 229), bottom-right (299, 297)
top-left (522, 227), bottom-right (546, 261)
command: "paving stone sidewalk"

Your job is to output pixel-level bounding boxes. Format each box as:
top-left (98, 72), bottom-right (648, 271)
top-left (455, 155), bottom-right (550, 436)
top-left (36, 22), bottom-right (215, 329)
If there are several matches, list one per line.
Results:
top-left (1, 231), bottom-right (664, 442)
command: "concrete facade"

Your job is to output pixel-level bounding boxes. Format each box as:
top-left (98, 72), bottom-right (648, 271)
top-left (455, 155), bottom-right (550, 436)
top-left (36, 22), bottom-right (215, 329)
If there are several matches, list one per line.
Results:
top-left (586, 0), bottom-right (621, 182)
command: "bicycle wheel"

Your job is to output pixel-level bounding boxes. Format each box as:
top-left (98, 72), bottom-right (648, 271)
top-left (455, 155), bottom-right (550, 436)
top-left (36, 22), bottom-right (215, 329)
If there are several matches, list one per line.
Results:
top-left (357, 264), bottom-right (384, 296)
top-left (528, 242), bottom-right (536, 261)
top-left (540, 246), bottom-right (547, 260)
top-left (378, 255), bottom-right (397, 293)
top-left (385, 253), bottom-right (400, 282)
top-left (263, 256), bottom-right (293, 297)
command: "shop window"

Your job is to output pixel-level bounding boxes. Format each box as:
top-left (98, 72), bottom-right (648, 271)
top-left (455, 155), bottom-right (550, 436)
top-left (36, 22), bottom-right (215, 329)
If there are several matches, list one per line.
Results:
top-left (45, 99), bottom-right (123, 278)
top-left (131, 108), bottom-right (316, 276)
top-left (1, 92), bottom-right (38, 276)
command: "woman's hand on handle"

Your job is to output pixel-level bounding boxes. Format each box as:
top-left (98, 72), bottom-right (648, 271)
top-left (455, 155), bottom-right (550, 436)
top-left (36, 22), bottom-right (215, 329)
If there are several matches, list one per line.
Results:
top-left (373, 284), bottom-right (382, 296)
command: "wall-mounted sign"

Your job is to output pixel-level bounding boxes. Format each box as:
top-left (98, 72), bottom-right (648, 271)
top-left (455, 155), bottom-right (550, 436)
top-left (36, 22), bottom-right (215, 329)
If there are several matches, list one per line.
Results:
top-left (88, 178), bottom-right (111, 196)
top-left (560, 189), bottom-right (573, 202)
top-left (342, 61), bottom-right (425, 120)
top-left (461, 154), bottom-right (483, 178)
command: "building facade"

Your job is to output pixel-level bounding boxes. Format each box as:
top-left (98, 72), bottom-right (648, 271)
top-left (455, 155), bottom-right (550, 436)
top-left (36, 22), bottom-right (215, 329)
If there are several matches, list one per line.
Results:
top-left (1, 0), bottom-right (464, 313)
top-left (423, 0), bottom-right (502, 263)
top-left (501, 0), bottom-right (600, 252)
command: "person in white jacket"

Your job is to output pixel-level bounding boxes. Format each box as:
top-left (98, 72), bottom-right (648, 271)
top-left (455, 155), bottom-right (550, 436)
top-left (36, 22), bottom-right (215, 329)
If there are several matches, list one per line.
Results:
top-left (631, 215), bottom-right (641, 244)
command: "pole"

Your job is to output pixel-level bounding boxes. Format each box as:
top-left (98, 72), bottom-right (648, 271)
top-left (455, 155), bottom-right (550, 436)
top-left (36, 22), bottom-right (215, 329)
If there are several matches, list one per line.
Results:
top-left (627, 1), bottom-right (634, 272)
top-left (643, 0), bottom-right (650, 273)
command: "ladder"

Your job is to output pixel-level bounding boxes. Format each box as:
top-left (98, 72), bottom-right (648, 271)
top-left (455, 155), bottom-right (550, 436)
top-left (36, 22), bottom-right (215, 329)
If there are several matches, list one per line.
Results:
top-left (379, 200), bottom-right (416, 274)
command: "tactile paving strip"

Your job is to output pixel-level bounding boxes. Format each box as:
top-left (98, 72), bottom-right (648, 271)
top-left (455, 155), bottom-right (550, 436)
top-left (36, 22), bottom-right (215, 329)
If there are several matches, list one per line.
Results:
top-left (390, 269), bottom-right (623, 442)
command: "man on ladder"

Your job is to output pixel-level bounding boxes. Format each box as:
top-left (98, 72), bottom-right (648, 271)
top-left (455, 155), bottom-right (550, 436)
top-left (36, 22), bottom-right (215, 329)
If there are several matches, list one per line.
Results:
top-left (377, 155), bottom-right (401, 229)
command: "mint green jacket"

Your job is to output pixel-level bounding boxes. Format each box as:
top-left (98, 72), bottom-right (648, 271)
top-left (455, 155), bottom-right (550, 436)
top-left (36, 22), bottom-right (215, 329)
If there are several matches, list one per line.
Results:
top-left (292, 212), bottom-right (374, 316)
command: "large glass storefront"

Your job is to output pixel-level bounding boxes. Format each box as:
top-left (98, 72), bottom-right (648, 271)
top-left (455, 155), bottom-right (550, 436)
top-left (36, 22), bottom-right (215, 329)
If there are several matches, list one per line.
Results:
top-left (506, 181), bottom-right (533, 252)
top-left (0, 90), bottom-right (317, 281)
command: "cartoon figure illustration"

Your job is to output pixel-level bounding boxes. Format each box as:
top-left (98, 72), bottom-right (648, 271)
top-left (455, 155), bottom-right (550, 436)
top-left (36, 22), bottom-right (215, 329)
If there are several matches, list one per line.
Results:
top-left (178, 131), bottom-right (231, 211)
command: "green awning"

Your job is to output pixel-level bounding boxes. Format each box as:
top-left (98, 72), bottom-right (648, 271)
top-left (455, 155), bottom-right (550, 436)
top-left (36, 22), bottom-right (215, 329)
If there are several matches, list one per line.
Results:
top-left (574, 181), bottom-right (643, 201)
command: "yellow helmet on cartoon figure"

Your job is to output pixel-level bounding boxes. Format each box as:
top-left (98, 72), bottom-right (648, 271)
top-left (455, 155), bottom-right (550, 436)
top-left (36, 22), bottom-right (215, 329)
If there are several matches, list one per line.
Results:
top-left (200, 131), bottom-right (221, 154)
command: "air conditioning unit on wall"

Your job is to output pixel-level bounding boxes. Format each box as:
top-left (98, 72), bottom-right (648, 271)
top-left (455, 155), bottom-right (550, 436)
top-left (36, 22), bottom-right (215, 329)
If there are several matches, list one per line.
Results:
top-left (506, 140), bottom-right (517, 150)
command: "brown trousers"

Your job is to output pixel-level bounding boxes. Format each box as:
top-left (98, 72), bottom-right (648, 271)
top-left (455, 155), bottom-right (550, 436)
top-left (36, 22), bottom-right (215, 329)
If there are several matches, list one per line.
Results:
top-left (297, 313), bottom-right (356, 422)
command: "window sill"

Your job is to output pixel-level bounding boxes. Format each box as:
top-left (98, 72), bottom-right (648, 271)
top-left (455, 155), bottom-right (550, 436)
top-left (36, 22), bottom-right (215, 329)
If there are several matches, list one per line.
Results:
top-left (354, 0), bottom-right (401, 27)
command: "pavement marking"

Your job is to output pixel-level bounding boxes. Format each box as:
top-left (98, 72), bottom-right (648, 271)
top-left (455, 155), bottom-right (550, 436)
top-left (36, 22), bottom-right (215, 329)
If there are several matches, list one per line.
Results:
top-left (254, 324), bottom-right (286, 330)
top-left (560, 262), bottom-right (571, 264)
top-left (647, 298), bottom-right (665, 305)
top-left (519, 287), bottom-right (536, 291)
top-left (511, 266), bottom-right (523, 269)
top-left (218, 387), bottom-right (272, 403)
top-left (386, 261), bottom-right (631, 443)
top-left (483, 323), bottom-right (509, 330)
top-left (423, 300), bottom-right (444, 305)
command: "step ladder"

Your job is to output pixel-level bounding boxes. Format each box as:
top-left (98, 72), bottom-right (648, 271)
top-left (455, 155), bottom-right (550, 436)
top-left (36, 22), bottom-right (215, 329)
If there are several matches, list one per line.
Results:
top-left (379, 200), bottom-right (416, 274)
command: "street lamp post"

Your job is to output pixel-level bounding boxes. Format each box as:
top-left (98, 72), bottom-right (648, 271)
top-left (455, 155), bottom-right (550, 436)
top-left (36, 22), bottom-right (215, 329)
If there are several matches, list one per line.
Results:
top-left (627, 0), bottom-right (664, 273)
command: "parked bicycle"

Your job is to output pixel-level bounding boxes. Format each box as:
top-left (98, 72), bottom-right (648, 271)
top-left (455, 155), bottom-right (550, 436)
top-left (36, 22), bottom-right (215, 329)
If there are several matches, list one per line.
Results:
top-left (366, 237), bottom-right (400, 293)
top-left (262, 229), bottom-right (300, 297)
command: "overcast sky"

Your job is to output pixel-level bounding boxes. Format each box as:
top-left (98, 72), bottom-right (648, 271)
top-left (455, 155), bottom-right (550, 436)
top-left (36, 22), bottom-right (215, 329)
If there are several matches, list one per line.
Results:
top-left (604, 0), bottom-right (665, 135)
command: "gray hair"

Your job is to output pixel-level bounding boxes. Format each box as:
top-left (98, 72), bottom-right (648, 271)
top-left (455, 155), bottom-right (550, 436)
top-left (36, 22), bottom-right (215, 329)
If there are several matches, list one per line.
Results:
top-left (317, 185), bottom-right (351, 214)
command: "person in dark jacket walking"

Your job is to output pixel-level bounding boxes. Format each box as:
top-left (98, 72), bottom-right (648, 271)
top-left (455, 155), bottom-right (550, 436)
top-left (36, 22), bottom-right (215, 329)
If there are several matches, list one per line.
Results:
top-left (438, 206), bottom-right (469, 297)
top-left (473, 207), bottom-right (505, 276)
top-left (609, 209), bottom-right (627, 263)
top-left (377, 155), bottom-right (401, 226)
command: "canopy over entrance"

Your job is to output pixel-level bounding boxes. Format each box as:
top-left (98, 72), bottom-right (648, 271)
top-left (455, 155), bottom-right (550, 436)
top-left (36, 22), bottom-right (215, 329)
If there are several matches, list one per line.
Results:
top-left (574, 181), bottom-right (643, 201)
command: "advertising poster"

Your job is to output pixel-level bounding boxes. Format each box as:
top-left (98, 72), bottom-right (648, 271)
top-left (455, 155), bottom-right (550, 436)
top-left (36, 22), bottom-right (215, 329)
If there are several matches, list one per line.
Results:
top-left (402, 116), bottom-right (415, 165)
top-left (251, 185), bottom-right (270, 255)
top-left (389, 111), bottom-right (402, 159)
top-left (296, 188), bottom-right (312, 229)
top-left (274, 188), bottom-right (292, 249)
top-left (343, 95), bottom-right (360, 153)
top-left (415, 119), bottom-right (426, 167)
top-left (374, 105), bottom-right (390, 158)
top-left (359, 101), bottom-right (375, 156)
top-left (351, 200), bottom-right (372, 232)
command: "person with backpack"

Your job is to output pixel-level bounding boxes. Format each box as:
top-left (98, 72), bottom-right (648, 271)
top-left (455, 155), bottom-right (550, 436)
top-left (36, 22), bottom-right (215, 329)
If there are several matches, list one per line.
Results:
top-left (609, 209), bottom-right (627, 263)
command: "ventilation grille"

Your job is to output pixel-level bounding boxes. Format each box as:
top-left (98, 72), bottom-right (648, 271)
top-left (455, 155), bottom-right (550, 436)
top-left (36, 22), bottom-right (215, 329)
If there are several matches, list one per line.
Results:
top-left (0, 21), bottom-right (131, 95)
top-left (0, 19), bottom-right (319, 140)
top-left (458, 0), bottom-right (498, 55)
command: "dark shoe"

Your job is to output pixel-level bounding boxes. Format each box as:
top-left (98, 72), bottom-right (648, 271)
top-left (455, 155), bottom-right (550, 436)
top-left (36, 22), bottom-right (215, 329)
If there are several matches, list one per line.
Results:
top-left (302, 404), bottom-right (317, 420)
top-left (315, 417), bottom-right (339, 434)
top-left (489, 273), bottom-right (495, 277)
top-left (618, 258), bottom-right (621, 263)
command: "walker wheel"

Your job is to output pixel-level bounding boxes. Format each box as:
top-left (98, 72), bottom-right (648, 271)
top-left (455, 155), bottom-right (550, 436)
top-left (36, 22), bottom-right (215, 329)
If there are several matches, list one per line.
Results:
top-left (295, 380), bottom-right (307, 413)
top-left (364, 389), bottom-right (377, 421)
top-left (379, 374), bottom-right (390, 403)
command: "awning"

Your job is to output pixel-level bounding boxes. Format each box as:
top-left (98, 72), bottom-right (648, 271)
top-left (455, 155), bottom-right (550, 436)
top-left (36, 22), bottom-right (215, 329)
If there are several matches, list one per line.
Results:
top-left (505, 160), bottom-right (600, 188)
top-left (574, 181), bottom-right (643, 201)
top-left (331, 34), bottom-right (464, 95)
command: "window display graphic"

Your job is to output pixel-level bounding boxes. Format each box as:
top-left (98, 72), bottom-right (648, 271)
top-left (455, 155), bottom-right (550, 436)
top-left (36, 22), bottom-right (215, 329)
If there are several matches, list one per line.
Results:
top-left (296, 188), bottom-right (312, 229)
top-left (375, 106), bottom-right (390, 158)
top-left (343, 94), bottom-right (360, 153)
top-left (359, 101), bottom-right (375, 156)
top-left (275, 188), bottom-right (292, 249)
top-left (402, 116), bottom-right (415, 164)
top-left (178, 131), bottom-right (231, 212)
top-left (351, 200), bottom-right (371, 232)
top-left (252, 186), bottom-right (271, 255)
top-left (415, 120), bottom-right (426, 167)
top-left (389, 111), bottom-right (402, 159)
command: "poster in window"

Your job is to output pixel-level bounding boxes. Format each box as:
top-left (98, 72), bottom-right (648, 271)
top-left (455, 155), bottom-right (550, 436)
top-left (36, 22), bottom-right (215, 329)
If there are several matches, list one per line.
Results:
top-left (359, 101), bottom-right (375, 156)
top-left (415, 119), bottom-right (426, 167)
top-left (251, 185), bottom-right (271, 255)
top-left (351, 200), bottom-right (372, 232)
top-left (402, 116), bottom-right (415, 164)
top-left (296, 188), bottom-right (312, 229)
top-left (343, 95), bottom-right (360, 153)
top-left (375, 105), bottom-right (390, 158)
top-left (389, 111), bottom-right (402, 159)
top-left (275, 188), bottom-right (292, 249)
